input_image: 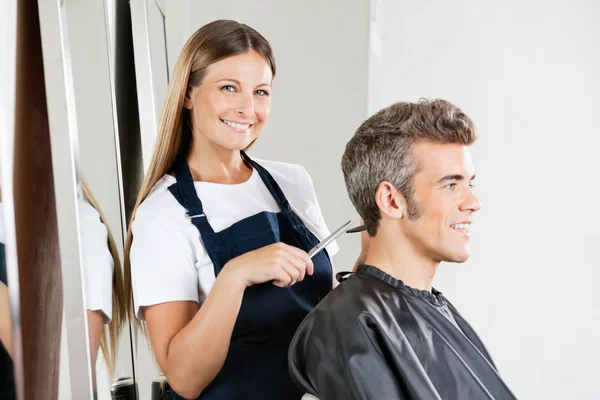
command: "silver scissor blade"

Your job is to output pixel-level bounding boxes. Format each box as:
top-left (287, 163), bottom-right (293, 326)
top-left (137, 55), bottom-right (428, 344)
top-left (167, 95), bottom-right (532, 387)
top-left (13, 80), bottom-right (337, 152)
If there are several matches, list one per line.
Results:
top-left (308, 220), bottom-right (352, 258)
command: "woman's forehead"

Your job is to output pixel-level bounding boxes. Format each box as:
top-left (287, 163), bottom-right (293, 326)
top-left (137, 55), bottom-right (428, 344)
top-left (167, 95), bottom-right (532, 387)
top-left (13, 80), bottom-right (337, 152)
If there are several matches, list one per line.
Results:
top-left (203, 51), bottom-right (273, 84)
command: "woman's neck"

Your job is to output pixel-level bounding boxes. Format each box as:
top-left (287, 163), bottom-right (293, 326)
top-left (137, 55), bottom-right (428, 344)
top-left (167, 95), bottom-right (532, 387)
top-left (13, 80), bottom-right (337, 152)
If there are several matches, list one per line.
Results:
top-left (186, 137), bottom-right (251, 184)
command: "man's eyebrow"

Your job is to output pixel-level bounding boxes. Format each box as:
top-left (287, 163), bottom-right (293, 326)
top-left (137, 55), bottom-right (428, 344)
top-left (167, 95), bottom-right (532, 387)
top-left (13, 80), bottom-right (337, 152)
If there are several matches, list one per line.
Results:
top-left (437, 174), bottom-right (476, 184)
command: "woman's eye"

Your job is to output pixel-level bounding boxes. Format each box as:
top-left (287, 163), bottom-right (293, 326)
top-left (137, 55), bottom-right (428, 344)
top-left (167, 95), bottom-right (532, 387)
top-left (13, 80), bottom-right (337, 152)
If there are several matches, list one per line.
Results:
top-left (255, 89), bottom-right (269, 96)
top-left (222, 85), bottom-right (236, 92)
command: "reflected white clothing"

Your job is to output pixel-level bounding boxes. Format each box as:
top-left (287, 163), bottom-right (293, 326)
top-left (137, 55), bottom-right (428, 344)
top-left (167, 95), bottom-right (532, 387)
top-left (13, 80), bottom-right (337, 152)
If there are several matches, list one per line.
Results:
top-left (79, 196), bottom-right (114, 323)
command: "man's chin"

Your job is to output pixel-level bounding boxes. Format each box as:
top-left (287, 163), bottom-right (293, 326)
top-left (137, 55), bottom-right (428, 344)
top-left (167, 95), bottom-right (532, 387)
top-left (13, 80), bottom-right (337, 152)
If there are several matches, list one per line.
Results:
top-left (453, 256), bottom-right (470, 264)
top-left (443, 249), bottom-right (470, 263)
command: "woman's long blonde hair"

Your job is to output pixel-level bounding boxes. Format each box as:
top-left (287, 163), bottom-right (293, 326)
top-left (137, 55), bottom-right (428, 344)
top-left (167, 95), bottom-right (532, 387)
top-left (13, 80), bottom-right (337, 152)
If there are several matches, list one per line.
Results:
top-left (123, 20), bottom-right (276, 324)
top-left (81, 178), bottom-right (127, 374)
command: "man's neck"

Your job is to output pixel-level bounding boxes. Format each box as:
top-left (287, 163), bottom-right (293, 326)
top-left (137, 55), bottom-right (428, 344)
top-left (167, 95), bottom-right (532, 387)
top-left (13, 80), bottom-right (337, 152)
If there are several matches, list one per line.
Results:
top-left (363, 228), bottom-right (439, 292)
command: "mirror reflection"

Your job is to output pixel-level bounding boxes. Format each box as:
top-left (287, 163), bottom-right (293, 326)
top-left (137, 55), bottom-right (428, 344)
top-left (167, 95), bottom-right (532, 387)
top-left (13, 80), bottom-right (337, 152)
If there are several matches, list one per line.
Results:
top-left (63, 0), bottom-right (135, 398)
top-left (0, 188), bottom-right (16, 399)
top-left (77, 179), bottom-right (127, 396)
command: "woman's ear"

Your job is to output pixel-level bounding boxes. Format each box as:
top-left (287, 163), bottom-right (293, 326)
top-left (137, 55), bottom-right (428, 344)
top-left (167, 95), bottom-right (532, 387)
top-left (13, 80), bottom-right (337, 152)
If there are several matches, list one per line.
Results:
top-left (183, 86), bottom-right (196, 110)
top-left (375, 181), bottom-right (407, 220)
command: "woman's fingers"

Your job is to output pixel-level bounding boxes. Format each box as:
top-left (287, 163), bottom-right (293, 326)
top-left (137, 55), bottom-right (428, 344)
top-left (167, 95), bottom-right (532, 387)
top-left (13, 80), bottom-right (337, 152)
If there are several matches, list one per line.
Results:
top-left (282, 244), bottom-right (314, 276)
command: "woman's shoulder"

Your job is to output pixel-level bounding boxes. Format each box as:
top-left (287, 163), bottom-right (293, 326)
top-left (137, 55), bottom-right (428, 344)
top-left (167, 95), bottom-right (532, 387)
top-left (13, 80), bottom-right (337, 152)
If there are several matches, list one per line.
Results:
top-left (254, 158), bottom-right (314, 189)
top-left (135, 175), bottom-right (185, 222)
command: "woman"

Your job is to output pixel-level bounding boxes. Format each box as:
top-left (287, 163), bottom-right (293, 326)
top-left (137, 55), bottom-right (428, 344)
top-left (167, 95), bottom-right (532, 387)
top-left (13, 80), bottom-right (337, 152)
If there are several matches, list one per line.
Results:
top-left (125, 20), bottom-right (342, 399)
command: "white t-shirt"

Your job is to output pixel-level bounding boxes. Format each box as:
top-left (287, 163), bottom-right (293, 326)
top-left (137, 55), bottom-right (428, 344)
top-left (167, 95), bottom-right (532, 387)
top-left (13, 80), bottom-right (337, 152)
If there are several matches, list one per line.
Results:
top-left (130, 159), bottom-right (339, 320)
top-left (79, 196), bottom-right (114, 323)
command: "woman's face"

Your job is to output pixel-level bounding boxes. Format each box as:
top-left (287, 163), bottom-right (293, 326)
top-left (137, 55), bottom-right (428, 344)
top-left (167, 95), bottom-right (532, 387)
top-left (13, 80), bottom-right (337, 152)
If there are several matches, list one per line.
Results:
top-left (183, 50), bottom-right (273, 152)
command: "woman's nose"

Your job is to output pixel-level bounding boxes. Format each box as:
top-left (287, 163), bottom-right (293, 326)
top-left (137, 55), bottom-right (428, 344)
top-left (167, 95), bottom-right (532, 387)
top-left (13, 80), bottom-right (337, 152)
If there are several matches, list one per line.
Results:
top-left (236, 93), bottom-right (254, 116)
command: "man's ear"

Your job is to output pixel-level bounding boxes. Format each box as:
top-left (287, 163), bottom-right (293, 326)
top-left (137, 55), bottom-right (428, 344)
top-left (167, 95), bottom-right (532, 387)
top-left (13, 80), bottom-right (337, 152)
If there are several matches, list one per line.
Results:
top-left (375, 181), bottom-right (407, 220)
top-left (183, 86), bottom-right (196, 110)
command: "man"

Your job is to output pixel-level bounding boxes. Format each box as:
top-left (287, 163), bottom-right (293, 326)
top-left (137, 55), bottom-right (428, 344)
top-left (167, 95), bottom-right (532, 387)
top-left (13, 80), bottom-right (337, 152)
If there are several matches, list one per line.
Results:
top-left (288, 99), bottom-right (516, 400)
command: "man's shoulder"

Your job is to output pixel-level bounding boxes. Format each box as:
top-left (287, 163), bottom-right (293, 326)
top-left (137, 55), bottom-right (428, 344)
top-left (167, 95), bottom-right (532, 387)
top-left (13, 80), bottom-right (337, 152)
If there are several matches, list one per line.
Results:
top-left (291, 275), bottom-right (379, 353)
top-left (309, 272), bottom-right (421, 330)
top-left (311, 274), bottom-right (383, 321)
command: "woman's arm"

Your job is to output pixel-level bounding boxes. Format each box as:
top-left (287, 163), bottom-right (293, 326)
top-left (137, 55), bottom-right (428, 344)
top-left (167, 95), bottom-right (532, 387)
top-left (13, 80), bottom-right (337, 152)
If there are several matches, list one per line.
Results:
top-left (145, 271), bottom-right (245, 399)
top-left (87, 310), bottom-right (104, 391)
top-left (144, 242), bottom-right (313, 399)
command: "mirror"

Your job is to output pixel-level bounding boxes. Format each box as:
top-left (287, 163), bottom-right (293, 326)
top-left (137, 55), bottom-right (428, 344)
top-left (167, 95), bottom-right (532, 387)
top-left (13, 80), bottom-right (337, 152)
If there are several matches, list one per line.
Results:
top-left (0, 91), bottom-right (18, 400)
top-left (35, 0), bottom-right (144, 395)
top-left (62, 0), bottom-right (138, 398)
top-left (33, 0), bottom-right (141, 398)
top-left (0, 3), bottom-right (19, 398)
top-left (0, 190), bottom-right (17, 400)
top-left (2, 2), bottom-right (65, 398)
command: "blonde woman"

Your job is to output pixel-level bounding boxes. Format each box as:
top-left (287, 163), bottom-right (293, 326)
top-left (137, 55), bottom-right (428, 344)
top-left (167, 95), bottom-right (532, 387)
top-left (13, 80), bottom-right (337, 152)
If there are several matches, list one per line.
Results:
top-left (125, 20), bottom-right (341, 399)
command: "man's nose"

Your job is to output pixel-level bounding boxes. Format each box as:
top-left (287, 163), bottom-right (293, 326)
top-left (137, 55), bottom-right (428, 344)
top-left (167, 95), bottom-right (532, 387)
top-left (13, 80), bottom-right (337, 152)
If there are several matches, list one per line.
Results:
top-left (460, 189), bottom-right (482, 213)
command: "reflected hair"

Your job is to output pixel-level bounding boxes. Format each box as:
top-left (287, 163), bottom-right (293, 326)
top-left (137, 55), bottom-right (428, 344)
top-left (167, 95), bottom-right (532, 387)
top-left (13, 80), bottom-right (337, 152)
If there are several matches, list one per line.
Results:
top-left (123, 20), bottom-right (276, 329)
top-left (81, 178), bottom-right (126, 375)
top-left (341, 99), bottom-right (477, 236)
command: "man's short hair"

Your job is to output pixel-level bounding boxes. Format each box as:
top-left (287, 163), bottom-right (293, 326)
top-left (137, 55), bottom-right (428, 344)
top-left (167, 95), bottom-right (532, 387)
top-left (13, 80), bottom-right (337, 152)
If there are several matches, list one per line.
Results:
top-left (341, 99), bottom-right (477, 236)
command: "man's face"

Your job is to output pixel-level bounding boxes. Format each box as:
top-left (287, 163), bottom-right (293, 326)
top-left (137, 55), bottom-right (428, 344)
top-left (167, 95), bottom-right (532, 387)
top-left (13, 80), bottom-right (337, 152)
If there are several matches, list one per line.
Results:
top-left (401, 142), bottom-right (481, 263)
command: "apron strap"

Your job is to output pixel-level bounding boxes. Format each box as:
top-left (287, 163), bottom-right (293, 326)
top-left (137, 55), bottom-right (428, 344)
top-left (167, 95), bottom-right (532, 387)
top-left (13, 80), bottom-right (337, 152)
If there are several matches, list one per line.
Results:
top-left (169, 160), bottom-right (216, 237)
top-left (241, 151), bottom-right (292, 212)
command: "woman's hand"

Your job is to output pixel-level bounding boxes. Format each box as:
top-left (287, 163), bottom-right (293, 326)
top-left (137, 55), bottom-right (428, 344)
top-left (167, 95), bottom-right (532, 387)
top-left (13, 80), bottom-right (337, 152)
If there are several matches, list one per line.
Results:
top-left (221, 243), bottom-right (314, 288)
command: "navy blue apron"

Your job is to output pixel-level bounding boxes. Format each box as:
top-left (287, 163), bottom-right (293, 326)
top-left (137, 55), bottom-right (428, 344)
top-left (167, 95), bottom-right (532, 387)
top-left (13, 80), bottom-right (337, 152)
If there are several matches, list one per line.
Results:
top-left (167, 151), bottom-right (333, 400)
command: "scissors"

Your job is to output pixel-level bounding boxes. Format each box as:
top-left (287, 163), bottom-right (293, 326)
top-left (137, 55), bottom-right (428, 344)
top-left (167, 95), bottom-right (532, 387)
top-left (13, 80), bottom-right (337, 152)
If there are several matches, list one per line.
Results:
top-left (307, 220), bottom-right (353, 258)
top-left (287, 220), bottom-right (359, 287)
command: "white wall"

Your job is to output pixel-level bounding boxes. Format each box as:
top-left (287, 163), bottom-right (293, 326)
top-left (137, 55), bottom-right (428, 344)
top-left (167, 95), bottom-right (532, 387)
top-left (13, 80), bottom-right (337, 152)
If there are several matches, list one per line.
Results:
top-left (369, 1), bottom-right (600, 399)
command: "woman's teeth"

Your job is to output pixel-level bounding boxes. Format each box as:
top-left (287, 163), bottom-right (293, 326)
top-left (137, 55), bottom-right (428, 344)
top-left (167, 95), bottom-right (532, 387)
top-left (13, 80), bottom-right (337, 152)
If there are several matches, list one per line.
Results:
top-left (223, 120), bottom-right (251, 130)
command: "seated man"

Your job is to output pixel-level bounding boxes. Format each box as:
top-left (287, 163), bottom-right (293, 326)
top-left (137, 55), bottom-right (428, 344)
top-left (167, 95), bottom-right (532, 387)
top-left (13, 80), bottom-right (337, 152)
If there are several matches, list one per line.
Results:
top-left (288, 99), bottom-right (516, 400)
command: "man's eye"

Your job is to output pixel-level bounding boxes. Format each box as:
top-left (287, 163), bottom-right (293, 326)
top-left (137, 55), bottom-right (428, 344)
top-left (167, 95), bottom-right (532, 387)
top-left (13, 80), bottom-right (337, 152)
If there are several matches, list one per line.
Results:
top-left (255, 89), bottom-right (270, 96)
top-left (444, 183), bottom-right (456, 189)
top-left (469, 183), bottom-right (476, 189)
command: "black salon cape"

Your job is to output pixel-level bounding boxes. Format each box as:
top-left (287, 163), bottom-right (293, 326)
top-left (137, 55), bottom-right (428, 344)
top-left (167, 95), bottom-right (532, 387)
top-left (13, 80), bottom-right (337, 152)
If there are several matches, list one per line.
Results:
top-left (288, 265), bottom-right (517, 400)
